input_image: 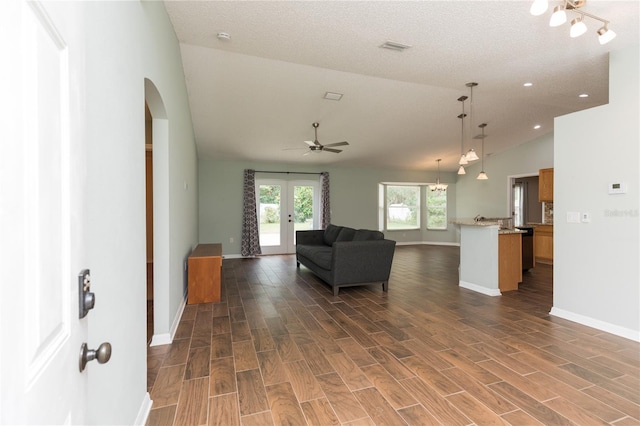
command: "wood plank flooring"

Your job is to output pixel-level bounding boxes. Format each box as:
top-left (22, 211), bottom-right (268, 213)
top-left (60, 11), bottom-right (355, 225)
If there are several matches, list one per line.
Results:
top-left (146, 245), bottom-right (640, 425)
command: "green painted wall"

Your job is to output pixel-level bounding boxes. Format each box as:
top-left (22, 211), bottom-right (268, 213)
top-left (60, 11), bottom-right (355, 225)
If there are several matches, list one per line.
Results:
top-left (198, 160), bottom-right (458, 254)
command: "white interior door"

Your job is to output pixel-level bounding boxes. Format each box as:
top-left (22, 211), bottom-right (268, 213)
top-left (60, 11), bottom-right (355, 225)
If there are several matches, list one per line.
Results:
top-left (257, 180), bottom-right (319, 254)
top-left (0, 1), bottom-right (89, 423)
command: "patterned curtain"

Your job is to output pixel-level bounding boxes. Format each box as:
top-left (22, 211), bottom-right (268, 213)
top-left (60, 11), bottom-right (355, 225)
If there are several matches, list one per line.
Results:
top-left (241, 169), bottom-right (261, 256)
top-left (320, 172), bottom-right (331, 229)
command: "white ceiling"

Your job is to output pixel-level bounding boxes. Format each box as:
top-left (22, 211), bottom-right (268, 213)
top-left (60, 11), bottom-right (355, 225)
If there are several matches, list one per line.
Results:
top-left (164, 0), bottom-right (639, 172)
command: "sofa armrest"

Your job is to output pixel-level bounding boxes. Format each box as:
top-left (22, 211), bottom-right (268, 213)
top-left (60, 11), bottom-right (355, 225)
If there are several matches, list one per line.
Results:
top-left (330, 239), bottom-right (396, 285)
top-left (296, 229), bottom-right (325, 246)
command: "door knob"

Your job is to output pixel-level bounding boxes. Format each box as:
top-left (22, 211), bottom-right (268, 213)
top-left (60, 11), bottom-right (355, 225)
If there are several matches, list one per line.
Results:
top-left (79, 342), bottom-right (112, 372)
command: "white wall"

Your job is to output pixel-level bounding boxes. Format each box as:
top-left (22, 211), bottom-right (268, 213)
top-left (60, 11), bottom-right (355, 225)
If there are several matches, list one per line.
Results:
top-left (81, 1), bottom-right (197, 423)
top-left (552, 45), bottom-right (639, 341)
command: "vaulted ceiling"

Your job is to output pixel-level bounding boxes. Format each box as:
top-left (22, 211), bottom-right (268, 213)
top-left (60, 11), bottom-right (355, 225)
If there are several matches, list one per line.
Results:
top-left (164, 1), bottom-right (639, 171)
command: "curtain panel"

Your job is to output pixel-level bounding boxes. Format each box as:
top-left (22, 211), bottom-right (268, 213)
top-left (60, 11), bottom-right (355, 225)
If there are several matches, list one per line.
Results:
top-left (320, 172), bottom-right (330, 229)
top-left (241, 169), bottom-right (261, 256)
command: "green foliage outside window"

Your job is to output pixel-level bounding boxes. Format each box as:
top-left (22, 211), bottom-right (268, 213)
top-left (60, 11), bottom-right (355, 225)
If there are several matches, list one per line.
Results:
top-left (427, 190), bottom-right (447, 229)
top-left (386, 185), bottom-right (420, 229)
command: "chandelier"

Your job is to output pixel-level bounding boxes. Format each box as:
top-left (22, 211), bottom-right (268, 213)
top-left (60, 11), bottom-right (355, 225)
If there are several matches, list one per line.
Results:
top-left (530, 0), bottom-right (616, 44)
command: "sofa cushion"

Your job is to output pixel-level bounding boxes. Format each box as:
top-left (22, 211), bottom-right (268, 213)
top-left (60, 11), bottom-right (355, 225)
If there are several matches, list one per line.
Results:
top-left (353, 229), bottom-right (384, 241)
top-left (336, 227), bottom-right (356, 242)
top-left (323, 224), bottom-right (343, 246)
top-left (297, 245), bottom-right (333, 270)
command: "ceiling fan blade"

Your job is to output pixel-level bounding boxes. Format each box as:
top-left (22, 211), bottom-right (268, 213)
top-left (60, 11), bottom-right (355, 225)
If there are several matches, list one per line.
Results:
top-left (302, 150), bottom-right (312, 156)
top-left (323, 148), bottom-right (342, 153)
top-left (324, 141), bottom-right (349, 148)
top-left (304, 140), bottom-right (315, 146)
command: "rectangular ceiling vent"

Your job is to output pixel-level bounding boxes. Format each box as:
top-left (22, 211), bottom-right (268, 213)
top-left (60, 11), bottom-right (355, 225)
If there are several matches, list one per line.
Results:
top-left (379, 40), bottom-right (412, 52)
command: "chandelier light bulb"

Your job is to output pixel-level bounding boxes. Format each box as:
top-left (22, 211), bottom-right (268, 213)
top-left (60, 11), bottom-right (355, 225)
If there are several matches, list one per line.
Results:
top-left (530, 0), bottom-right (549, 16)
top-left (459, 154), bottom-right (468, 165)
top-left (598, 27), bottom-right (616, 44)
top-left (570, 17), bottom-right (587, 38)
top-left (466, 149), bottom-right (479, 162)
top-left (549, 6), bottom-right (567, 27)
top-left (477, 171), bottom-right (489, 180)
top-left (457, 165), bottom-right (466, 175)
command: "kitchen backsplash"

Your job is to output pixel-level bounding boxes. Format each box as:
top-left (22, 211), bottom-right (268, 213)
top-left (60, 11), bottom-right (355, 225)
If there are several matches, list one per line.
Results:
top-left (544, 202), bottom-right (554, 224)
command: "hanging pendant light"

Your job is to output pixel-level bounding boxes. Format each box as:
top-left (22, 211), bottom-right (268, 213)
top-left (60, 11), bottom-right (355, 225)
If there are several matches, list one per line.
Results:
top-left (429, 159), bottom-right (448, 193)
top-left (465, 82), bottom-right (479, 162)
top-left (476, 123), bottom-right (489, 180)
top-left (457, 95), bottom-right (468, 173)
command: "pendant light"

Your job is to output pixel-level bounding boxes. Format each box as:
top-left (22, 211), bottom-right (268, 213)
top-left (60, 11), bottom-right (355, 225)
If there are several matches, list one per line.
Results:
top-left (457, 95), bottom-right (468, 174)
top-left (465, 82), bottom-right (479, 162)
top-left (429, 159), bottom-right (448, 193)
top-left (476, 123), bottom-right (489, 180)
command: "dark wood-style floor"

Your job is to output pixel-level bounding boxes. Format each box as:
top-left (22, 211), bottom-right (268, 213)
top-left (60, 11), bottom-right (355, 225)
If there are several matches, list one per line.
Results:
top-left (146, 245), bottom-right (640, 425)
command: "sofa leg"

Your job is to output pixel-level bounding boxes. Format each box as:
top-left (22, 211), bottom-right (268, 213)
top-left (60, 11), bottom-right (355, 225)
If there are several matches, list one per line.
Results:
top-left (382, 281), bottom-right (388, 292)
top-left (333, 286), bottom-right (339, 296)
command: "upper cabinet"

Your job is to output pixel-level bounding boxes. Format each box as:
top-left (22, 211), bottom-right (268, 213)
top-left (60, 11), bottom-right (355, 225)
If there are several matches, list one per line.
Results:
top-left (539, 168), bottom-right (554, 202)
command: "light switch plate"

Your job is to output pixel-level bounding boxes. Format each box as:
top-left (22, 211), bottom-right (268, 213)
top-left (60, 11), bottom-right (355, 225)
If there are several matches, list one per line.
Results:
top-left (567, 211), bottom-right (581, 223)
top-left (582, 212), bottom-right (591, 223)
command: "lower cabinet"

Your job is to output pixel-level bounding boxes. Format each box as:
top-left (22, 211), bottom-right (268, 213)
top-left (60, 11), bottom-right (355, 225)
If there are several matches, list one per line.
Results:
top-left (534, 225), bottom-right (553, 265)
top-left (499, 233), bottom-right (522, 292)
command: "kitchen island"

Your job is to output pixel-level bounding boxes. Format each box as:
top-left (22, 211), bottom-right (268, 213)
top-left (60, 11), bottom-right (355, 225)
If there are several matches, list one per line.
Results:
top-left (453, 220), bottom-right (524, 296)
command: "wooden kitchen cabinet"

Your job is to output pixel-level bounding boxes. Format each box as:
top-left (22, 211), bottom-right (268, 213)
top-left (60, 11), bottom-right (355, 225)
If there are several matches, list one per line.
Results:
top-left (188, 243), bottom-right (222, 304)
top-left (538, 168), bottom-right (554, 202)
top-left (534, 225), bottom-right (553, 265)
top-left (499, 232), bottom-right (523, 292)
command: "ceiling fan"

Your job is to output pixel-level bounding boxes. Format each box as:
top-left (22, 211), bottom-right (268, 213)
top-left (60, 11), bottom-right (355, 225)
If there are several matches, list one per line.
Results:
top-left (299, 122), bottom-right (349, 155)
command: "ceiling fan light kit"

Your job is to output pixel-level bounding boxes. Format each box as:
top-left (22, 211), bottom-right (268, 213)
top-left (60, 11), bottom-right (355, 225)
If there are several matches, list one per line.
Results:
top-left (530, 0), bottom-right (616, 44)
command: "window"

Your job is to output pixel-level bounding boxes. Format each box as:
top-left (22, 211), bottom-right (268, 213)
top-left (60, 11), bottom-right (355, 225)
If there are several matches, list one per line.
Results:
top-left (426, 189), bottom-right (447, 230)
top-left (385, 185), bottom-right (420, 230)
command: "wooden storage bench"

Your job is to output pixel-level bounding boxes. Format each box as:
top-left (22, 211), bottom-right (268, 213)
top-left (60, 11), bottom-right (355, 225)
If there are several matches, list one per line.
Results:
top-left (187, 243), bottom-right (222, 304)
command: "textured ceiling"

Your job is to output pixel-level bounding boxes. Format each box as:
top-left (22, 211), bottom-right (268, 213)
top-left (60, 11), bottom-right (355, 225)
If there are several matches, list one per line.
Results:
top-left (164, 0), bottom-right (639, 172)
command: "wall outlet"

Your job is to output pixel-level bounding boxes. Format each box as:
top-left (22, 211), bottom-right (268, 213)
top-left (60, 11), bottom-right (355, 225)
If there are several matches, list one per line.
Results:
top-left (229, 237), bottom-right (234, 243)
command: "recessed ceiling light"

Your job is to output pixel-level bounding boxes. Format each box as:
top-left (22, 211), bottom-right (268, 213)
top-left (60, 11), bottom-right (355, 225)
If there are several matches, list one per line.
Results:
top-left (323, 92), bottom-right (343, 101)
top-left (579, 93), bottom-right (589, 98)
top-left (534, 124), bottom-right (541, 129)
top-left (523, 82), bottom-right (533, 87)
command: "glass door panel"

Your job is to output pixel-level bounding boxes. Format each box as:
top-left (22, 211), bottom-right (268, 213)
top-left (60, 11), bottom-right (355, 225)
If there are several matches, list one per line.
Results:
top-left (257, 180), bottom-right (318, 254)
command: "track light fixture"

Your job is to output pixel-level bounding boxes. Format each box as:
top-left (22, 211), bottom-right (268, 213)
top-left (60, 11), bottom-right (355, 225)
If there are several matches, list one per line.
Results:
top-left (530, 0), bottom-right (616, 44)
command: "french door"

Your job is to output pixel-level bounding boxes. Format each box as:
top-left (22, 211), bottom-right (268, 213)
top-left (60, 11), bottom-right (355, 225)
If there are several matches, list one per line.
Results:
top-left (257, 180), bottom-right (319, 254)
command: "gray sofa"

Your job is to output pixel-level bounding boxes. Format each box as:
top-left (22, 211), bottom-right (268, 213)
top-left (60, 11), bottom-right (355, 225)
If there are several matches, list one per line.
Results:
top-left (296, 224), bottom-right (396, 296)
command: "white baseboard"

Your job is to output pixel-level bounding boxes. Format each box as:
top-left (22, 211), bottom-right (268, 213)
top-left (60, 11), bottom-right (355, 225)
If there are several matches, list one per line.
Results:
top-left (150, 296), bottom-right (187, 347)
top-left (550, 307), bottom-right (640, 342)
top-left (134, 392), bottom-right (152, 425)
top-left (459, 280), bottom-right (501, 297)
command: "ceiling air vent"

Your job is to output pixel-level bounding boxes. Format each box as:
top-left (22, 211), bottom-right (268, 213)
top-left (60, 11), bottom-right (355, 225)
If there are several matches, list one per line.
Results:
top-left (379, 40), bottom-right (412, 52)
